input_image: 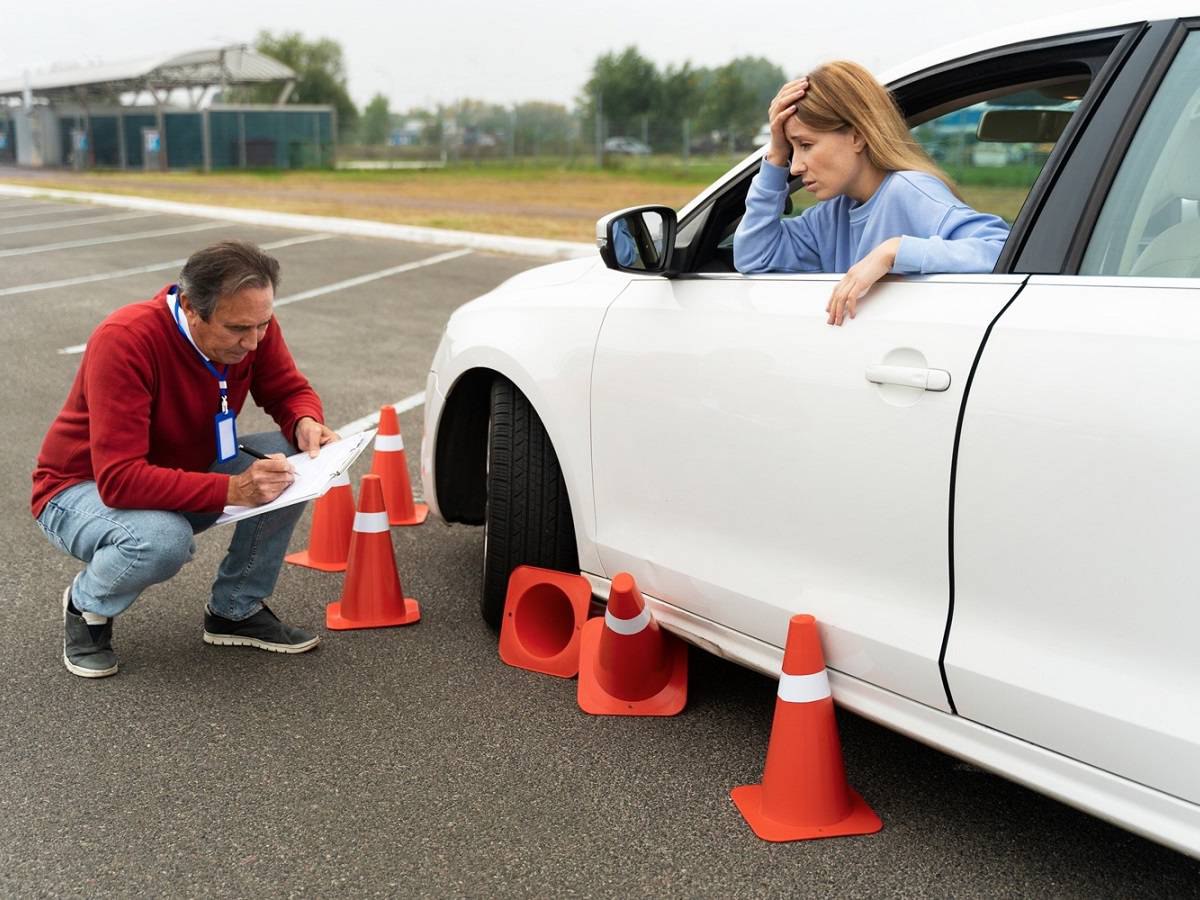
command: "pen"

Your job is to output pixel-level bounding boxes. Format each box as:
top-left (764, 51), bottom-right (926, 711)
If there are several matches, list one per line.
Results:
top-left (238, 444), bottom-right (271, 461)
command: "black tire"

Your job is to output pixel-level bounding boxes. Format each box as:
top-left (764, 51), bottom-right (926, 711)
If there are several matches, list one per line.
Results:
top-left (481, 378), bottom-right (579, 630)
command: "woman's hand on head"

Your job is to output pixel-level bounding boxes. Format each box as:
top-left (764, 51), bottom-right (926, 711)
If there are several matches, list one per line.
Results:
top-left (826, 237), bottom-right (901, 326)
top-left (766, 77), bottom-right (808, 167)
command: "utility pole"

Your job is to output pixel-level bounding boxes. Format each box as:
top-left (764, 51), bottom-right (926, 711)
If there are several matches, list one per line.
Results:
top-left (595, 94), bottom-right (603, 167)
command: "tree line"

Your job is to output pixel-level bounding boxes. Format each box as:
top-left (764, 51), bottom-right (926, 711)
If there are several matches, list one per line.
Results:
top-left (232, 33), bottom-right (788, 153)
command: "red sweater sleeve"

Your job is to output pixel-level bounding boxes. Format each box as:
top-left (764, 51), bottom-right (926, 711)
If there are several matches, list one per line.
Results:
top-left (251, 318), bottom-right (324, 443)
top-left (87, 323), bottom-right (230, 513)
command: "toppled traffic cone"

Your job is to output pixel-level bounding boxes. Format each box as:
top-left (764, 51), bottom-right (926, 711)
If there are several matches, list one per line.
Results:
top-left (577, 572), bottom-right (687, 716)
top-left (285, 472), bottom-right (355, 572)
top-left (731, 614), bottom-right (882, 842)
top-left (369, 405), bottom-right (427, 526)
top-left (326, 474), bottom-right (420, 630)
top-left (499, 566), bottom-right (592, 678)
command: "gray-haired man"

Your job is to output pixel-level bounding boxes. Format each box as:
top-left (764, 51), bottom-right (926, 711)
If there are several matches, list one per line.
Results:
top-left (32, 240), bottom-right (339, 678)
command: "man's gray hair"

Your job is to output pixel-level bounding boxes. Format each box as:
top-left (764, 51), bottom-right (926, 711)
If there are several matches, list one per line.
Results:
top-left (178, 240), bottom-right (281, 320)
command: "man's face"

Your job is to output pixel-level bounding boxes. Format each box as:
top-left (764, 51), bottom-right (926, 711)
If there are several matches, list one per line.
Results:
top-left (180, 283), bottom-right (274, 365)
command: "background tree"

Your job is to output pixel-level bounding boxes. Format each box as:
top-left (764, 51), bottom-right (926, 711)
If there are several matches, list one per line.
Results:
top-left (698, 56), bottom-right (787, 148)
top-left (511, 102), bottom-right (573, 155)
top-left (361, 93), bottom-right (391, 146)
top-left (578, 46), bottom-right (661, 137)
top-left (228, 31), bottom-right (359, 140)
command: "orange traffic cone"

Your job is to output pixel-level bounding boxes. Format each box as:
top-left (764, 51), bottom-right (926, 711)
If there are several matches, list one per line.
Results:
top-left (499, 566), bottom-right (593, 678)
top-left (369, 405), bottom-right (428, 527)
top-left (285, 472), bottom-right (355, 572)
top-left (326, 474), bottom-right (420, 630)
top-left (731, 614), bottom-right (882, 842)
top-left (577, 572), bottom-right (687, 716)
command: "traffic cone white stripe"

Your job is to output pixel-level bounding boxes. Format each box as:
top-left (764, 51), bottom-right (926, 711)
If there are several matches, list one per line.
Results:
top-left (353, 511), bottom-right (390, 533)
top-left (777, 670), bottom-right (831, 703)
top-left (375, 433), bottom-right (405, 451)
top-left (604, 605), bottom-right (652, 636)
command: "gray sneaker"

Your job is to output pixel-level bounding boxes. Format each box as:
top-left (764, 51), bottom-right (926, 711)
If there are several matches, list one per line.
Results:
top-left (62, 583), bottom-right (119, 678)
top-left (202, 604), bottom-right (319, 654)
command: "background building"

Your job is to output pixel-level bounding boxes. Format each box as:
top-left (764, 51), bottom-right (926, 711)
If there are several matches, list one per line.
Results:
top-left (0, 46), bottom-right (335, 171)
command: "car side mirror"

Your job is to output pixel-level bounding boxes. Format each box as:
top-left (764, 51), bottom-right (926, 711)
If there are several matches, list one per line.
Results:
top-left (596, 205), bottom-right (678, 275)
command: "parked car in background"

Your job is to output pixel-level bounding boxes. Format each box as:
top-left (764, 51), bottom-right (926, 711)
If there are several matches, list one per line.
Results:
top-left (603, 136), bottom-right (652, 155)
top-left (422, 3), bottom-right (1200, 859)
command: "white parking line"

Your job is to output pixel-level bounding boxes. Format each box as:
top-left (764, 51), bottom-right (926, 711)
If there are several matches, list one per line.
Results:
top-left (0, 210), bottom-right (158, 236)
top-left (0, 221), bottom-right (227, 258)
top-left (274, 248), bottom-right (472, 308)
top-left (3, 232), bottom-right (332, 299)
top-left (336, 392), bottom-right (427, 436)
top-left (0, 201), bottom-right (65, 213)
top-left (54, 239), bottom-right (456, 355)
top-left (0, 204), bottom-right (87, 221)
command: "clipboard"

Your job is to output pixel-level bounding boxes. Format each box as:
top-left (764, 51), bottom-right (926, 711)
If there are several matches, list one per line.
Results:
top-left (215, 429), bottom-right (376, 525)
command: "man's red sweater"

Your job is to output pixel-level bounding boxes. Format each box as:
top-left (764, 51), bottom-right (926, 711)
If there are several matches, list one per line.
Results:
top-left (32, 286), bottom-right (324, 518)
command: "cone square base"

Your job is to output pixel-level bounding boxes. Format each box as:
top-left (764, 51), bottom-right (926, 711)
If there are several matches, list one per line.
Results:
top-left (730, 784), bottom-right (882, 842)
top-left (388, 503), bottom-right (429, 527)
top-left (326, 597), bottom-right (421, 630)
top-left (285, 549), bottom-right (348, 572)
top-left (499, 566), bottom-right (593, 678)
top-left (577, 617), bottom-right (688, 716)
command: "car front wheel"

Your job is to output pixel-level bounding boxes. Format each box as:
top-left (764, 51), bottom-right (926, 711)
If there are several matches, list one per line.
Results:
top-left (481, 377), bottom-right (579, 630)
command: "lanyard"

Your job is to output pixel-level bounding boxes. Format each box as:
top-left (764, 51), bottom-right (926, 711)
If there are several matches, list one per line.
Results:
top-left (168, 286), bottom-right (230, 414)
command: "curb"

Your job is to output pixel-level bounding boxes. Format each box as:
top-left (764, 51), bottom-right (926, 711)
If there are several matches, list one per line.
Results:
top-left (0, 182), bottom-right (595, 261)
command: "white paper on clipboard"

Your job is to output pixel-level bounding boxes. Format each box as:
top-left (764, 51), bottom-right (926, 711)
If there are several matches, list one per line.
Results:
top-left (215, 429), bottom-right (376, 525)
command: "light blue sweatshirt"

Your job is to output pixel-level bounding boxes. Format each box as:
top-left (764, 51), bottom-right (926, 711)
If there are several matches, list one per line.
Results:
top-left (733, 161), bottom-right (1010, 275)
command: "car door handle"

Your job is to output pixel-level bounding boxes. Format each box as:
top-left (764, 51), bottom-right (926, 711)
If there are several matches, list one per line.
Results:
top-left (865, 365), bottom-right (951, 392)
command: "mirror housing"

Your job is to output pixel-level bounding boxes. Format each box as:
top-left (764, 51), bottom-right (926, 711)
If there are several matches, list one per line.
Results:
top-left (596, 205), bottom-right (678, 275)
top-left (977, 108), bottom-right (1073, 143)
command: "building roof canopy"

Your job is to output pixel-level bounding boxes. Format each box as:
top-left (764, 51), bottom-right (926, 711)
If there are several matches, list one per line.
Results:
top-left (0, 46), bottom-right (294, 102)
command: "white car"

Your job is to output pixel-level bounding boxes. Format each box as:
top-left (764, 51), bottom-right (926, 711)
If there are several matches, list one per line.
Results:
top-left (422, 3), bottom-right (1200, 858)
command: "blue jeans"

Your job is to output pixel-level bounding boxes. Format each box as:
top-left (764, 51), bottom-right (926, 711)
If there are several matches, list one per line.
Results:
top-left (35, 431), bottom-right (306, 622)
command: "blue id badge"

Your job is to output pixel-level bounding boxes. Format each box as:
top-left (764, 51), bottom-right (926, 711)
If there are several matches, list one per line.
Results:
top-left (214, 411), bottom-right (238, 463)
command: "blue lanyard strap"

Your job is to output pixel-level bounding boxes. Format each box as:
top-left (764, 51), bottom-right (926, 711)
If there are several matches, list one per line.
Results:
top-left (170, 288), bottom-right (230, 413)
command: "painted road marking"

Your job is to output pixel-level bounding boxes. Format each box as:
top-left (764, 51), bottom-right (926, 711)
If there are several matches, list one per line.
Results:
top-left (273, 249), bottom-right (473, 308)
top-left (11, 233), bottom-right (332, 300)
top-left (336, 392), bottom-right (427, 436)
top-left (0, 210), bottom-right (159, 236)
top-left (0, 221), bottom-right (227, 258)
top-left (0, 204), bottom-right (89, 221)
top-left (55, 244), bottom-right (461, 354)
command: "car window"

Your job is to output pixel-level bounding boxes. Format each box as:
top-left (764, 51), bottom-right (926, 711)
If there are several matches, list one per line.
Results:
top-left (785, 76), bottom-right (1089, 225)
top-left (1080, 32), bottom-right (1200, 277)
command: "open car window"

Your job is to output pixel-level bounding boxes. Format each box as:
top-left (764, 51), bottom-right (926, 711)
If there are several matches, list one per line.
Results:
top-left (684, 33), bottom-right (1123, 275)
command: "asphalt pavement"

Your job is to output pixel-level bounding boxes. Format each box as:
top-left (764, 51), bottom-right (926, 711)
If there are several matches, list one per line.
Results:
top-left (1, 196), bottom-right (1197, 898)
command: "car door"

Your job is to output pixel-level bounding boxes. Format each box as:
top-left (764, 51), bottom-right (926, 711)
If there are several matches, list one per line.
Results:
top-left (947, 22), bottom-right (1200, 805)
top-left (588, 33), bottom-right (1129, 712)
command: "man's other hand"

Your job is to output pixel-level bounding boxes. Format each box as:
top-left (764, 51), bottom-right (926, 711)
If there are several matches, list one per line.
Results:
top-left (294, 416), bottom-right (339, 458)
top-left (227, 456), bottom-right (295, 506)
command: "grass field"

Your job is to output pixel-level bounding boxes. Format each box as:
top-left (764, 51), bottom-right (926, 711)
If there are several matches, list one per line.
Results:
top-left (3, 158), bottom-right (1033, 241)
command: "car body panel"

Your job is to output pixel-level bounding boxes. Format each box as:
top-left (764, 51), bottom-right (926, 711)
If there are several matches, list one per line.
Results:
top-left (949, 274), bottom-right (1200, 805)
top-left (590, 273), bottom-right (1025, 712)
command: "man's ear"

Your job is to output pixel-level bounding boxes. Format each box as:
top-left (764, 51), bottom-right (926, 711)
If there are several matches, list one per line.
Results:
top-left (177, 291), bottom-right (199, 320)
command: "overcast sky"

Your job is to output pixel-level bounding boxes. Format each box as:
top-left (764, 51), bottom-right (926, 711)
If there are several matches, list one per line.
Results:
top-left (5, 0), bottom-right (1103, 111)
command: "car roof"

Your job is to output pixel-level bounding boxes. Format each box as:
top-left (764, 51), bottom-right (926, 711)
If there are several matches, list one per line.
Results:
top-left (878, 2), bottom-right (1193, 83)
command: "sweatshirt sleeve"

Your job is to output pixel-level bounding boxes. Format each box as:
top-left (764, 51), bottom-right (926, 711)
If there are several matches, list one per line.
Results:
top-left (892, 205), bottom-right (1010, 274)
top-left (734, 161), bottom-right (824, 274)
top-left (250, 317), bottom-right (324, 445)
top-left (86, 324), bottom-right (230, 512)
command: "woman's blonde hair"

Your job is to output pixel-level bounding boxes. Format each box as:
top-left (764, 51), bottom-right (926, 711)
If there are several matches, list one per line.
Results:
top-left (795, 60), bottom-right (961, 199)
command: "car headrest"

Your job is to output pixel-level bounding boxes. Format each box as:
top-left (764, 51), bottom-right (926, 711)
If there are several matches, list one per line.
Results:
top-left (1164, 109), bottom-right (1200, 200)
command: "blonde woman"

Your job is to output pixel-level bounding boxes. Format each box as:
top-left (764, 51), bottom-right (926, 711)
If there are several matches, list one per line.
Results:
top-left (734, 61), bottom-right (1010, 325)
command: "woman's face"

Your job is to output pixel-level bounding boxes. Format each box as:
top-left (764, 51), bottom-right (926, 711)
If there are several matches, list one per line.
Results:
top-left (783, 118), bottom-right (878, 203)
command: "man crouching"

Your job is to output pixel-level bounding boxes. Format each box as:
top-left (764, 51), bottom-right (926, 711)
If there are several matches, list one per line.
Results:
top-left (32, 240), bottom-right (338, 677)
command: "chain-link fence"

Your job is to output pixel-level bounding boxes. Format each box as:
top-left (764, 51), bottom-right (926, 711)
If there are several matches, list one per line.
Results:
top-left (338, 110), bottom-right (763, 168)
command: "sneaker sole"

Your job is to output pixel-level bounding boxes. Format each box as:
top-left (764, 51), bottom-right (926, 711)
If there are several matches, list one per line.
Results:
top-left (62, 650), bottom-right (119, 678)
top-left (202, 632), bottom-right (320, 654)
